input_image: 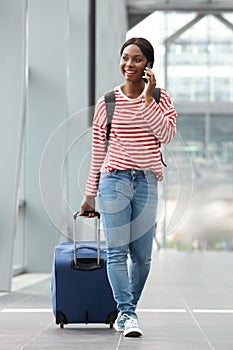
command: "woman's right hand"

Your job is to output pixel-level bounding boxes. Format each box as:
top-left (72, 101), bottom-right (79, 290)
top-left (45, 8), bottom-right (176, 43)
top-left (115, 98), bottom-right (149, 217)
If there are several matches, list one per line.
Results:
top-left (79, 195), bottom-right (96, 218)
top-left (143, 66), bottom-right (157, 105)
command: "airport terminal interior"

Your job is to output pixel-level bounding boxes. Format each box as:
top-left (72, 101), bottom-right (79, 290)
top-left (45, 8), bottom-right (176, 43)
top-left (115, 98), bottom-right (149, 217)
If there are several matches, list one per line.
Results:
top-left (0, 0), bottom-right (233, 349)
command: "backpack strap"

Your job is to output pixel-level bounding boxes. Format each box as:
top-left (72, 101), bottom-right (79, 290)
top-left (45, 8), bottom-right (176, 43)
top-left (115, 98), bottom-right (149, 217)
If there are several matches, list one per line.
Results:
top-left (104, 90), bottom-right (115, 141)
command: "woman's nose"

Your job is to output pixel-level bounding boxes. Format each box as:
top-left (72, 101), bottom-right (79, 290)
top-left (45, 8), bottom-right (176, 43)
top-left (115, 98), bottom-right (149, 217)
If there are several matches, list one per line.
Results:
top-left (126, 59), bottom-right (134, 67)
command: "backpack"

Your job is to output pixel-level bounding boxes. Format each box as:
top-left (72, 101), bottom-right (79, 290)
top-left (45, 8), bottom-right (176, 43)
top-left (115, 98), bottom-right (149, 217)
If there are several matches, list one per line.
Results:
top-left (104, 88), bottom-right (167, 167)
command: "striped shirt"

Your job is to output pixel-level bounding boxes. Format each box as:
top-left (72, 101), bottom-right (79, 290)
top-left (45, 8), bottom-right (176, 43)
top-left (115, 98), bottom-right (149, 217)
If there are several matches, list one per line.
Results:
top-left (85, 85), bottom-right (177, 197)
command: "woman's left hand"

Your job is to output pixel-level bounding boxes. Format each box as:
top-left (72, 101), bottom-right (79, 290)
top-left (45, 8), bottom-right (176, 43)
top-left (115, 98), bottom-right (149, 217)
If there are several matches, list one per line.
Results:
top-left (143, 67), bottom-right (156, 105)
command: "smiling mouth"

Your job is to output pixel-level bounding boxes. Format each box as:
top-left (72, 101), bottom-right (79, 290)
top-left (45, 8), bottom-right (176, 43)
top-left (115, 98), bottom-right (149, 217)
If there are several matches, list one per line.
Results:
top-left (125, 70), bottom-right (136, 76)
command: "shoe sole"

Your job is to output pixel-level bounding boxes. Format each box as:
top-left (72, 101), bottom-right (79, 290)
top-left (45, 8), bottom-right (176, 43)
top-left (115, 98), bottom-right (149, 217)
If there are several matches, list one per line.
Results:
top-left (124, 328), bottom-right (143, 337)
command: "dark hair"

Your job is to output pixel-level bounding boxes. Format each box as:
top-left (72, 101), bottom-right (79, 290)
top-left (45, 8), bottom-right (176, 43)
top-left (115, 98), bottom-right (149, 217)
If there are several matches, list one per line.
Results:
top-left (120, 37), bottom-right (154, 68)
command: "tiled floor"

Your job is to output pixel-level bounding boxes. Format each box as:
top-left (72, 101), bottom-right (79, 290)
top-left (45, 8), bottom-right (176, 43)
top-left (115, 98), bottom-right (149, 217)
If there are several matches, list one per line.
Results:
top-left (1, 249), bottom-right (233, 350)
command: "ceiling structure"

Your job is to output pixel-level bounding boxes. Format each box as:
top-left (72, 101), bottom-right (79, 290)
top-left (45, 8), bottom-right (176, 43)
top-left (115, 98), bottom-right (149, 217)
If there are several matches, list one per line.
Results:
top-left (125, 0), bottom-right (233, 109)
top-left (126, 0), bottom-right (233, 28)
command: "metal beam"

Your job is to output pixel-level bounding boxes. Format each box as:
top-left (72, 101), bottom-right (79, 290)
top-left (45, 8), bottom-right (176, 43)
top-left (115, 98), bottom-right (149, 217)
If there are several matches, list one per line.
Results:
top-left (174, 102), bottom-right (233, 115)
top-left (214, 13), bottom-right (233, 31)
top-left (164, 13), bottom-right (205, 43)
top-left (127, 0), bottom-right (233, 14)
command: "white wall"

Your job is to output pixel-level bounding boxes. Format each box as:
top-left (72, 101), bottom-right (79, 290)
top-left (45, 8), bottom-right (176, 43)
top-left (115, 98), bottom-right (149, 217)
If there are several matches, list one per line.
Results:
top-left (0, 0), bottom-right (25, 290)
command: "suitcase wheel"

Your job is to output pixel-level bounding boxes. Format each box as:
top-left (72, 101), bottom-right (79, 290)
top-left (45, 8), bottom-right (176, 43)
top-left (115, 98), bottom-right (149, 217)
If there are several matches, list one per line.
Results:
top-left (56, 311), bottom-right (67, 328)
top-left (106, 310), bottom-right (118, 329)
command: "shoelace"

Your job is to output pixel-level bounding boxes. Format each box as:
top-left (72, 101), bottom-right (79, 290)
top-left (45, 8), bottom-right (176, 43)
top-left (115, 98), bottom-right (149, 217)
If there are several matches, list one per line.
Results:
top-left (122, 314), bottom-right (138, 327)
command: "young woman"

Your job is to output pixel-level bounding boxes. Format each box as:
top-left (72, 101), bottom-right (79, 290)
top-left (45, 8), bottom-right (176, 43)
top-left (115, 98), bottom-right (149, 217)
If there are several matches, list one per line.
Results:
top-left (79, 37), bottom-right (177, 337)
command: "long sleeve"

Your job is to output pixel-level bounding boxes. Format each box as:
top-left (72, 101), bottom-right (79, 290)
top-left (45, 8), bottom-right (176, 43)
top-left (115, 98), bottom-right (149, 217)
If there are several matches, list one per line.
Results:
top-left (142, 88), bottom-right (177, 144)
top-left (84, 98), bottom-right (107, 197)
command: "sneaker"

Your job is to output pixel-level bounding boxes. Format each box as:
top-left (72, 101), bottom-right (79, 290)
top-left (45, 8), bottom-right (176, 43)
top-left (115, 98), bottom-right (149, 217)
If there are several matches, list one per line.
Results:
top-left (114, 313), bottom-right (125, 332)
top-left (123, 315), bottom-right (143, 337)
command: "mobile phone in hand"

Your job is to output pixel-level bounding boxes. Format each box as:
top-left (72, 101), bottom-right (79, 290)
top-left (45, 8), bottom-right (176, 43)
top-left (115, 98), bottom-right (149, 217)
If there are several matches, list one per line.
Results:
top-left (143, 62), bottom-right (152, 83)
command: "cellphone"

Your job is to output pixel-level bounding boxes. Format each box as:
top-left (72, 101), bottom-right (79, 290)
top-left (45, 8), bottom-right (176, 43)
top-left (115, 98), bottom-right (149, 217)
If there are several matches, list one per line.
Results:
top-left (143, 62), bottom-right (152, 83)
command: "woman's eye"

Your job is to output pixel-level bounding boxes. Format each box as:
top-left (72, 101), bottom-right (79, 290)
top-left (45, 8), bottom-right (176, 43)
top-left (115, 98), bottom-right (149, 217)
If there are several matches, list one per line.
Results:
top-left (121, 56), bottom-right (142, 63)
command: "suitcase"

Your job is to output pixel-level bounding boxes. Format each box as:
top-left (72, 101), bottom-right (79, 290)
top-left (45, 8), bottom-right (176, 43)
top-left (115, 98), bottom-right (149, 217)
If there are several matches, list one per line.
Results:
top-left (51, 211), bottom-right (118, 328)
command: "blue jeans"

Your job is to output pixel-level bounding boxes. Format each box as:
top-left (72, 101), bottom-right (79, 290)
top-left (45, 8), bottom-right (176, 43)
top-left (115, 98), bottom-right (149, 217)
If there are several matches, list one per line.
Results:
top-left (97, 169), bottom-right (158, 317)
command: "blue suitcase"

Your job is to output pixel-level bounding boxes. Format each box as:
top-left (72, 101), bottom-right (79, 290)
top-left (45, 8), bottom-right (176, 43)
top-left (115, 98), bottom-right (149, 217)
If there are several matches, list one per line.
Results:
top-left (51, 211), bottom-right (117, 328)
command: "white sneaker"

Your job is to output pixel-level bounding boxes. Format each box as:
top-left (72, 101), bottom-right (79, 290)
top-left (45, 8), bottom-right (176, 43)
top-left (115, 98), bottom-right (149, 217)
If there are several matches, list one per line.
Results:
top-left (114, 313), bottom-right (125, 333)
top-left (123, 315), bottom-right (143, 337)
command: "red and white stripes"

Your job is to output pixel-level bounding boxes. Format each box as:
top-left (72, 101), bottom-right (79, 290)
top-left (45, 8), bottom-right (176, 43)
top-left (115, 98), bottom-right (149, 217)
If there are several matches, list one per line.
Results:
top-left (85, 86), bottom-right (177, 196)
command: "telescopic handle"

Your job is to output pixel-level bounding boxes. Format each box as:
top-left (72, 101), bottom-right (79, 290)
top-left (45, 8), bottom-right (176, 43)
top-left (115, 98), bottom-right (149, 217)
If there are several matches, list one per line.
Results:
top-left (72, 211), bottom-right (101, 266)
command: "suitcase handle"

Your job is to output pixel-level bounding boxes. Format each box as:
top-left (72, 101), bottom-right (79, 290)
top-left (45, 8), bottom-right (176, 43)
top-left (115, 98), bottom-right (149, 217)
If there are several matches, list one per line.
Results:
top-left (71, 257), bottom-right (104, 271)
top-left (72, 211), bottom-right (101, 267)
top-left (73, 211), bottom-right (100, 220)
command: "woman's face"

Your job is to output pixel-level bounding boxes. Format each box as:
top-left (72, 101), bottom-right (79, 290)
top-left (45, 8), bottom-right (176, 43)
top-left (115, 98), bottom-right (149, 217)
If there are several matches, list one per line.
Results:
top-left (120, 44), bottom-right (147, 83)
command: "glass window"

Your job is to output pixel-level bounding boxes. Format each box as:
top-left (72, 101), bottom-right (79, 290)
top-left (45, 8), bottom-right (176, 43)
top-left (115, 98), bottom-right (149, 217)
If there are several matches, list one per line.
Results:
top-left (166, 14), bottom-right (233, 103)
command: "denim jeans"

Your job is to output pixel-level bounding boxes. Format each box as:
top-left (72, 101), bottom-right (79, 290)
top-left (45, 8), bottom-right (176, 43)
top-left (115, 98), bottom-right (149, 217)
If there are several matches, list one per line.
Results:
top-left (97, 169), bottom-right (158, 317)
